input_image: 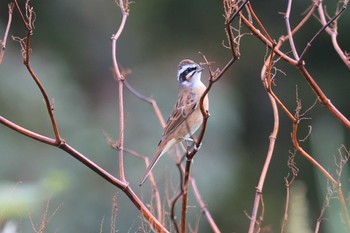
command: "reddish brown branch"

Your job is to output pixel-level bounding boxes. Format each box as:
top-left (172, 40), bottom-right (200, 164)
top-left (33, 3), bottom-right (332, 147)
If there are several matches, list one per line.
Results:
top-left (299, 2), bottom-right (348, 62)
top-left (111, 0), bottom-right (129, 182)
top-left (124, 79), bottom-right (166, 128)
top-left (190, 178), bottom-right (221, 233)
top-left (13, 0), bottom-right (33, 34)
top-left (1, 117), bottom-right (169, 233)
top-left (180, 17), bottom-right (240, 230)
top-left (181, 159), bottom-right (191, 233)
top-left (12, 0), bottom-right (62, 143)
top-left (291, 120), bottom-right (350, 229)
top-left (285, 0), bottom-right (300, 60)
top-left (281, 150), bottom-right (299, 233)
top-left (246, 2), bottom-right (274, 43)
top-left (171, 159), bottom-right (184, 233)
top-left (0, 3), bottom-right (14, 64)
top-left (248, 93), bottom-right (279, 233)
top-left (125, 149), bottom-right (163, 224)
top-left (123, 62), bottom-right (221, 231)
top-left (298, 66), bottom-right (350, 129)
top-left (248, 46), bottom-right (280, 233)
top-left (240, 4), bottom-right (350, 129)
top-left (240, 14), bottom-right (298, 66)
top-left (103, 134), bottom-right (164, 225)
top-left (224, 0), bottom-right (249, 25)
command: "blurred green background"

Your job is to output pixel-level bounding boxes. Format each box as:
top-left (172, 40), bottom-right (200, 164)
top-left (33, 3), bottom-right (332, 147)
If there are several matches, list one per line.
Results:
top-left (1, 0), bottom-right (349, 232)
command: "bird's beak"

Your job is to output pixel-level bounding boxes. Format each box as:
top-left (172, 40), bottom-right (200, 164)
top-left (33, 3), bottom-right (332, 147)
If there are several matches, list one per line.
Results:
top-left (196, 67), bottom-right (204, 73)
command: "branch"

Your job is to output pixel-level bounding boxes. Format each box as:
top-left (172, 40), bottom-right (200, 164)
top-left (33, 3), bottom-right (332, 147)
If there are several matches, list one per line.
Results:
top-left (281, 150), bottom-right (299, 233)
top-left (1, 117), bottom-right (169, 233)
top-left (111, 0), bottom-right (129, 182)
top-left (124, 79), bottom-right (166, 128)
top-left (179, 13), bottom-right (241, 229)
top-left (299, 0), bottom-right (348, 62)
top-left (298, 66), bottom-right (350, 129)
top-left (190, 177), bottom-right (221, 233)
top-left (0, 3), bottom-right (14, 64)
top-left (314, 0), bottom-right (349, 68)
top-left (239, 5), bottom-right (350, 129)
top-left (291, 116), bottom-right (350, 230)
top-left (123, 60), bottom-right (221, 231)
top-left (284, 0), bottom-right (300, 60)
top-left (12, 0), bottom-right (62, 142)
top-left (248, 49), bottom-right (280, 233)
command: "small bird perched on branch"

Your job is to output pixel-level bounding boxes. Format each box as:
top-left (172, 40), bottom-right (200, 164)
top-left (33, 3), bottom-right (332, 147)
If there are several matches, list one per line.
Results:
top-left (139, 59), bottom-right (209, 186)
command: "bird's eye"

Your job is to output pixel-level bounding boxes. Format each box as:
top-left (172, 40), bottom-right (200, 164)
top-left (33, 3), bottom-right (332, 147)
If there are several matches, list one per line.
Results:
top-left (179, 67), bottom-right (196, 82)
top-left (180, 73), bottom-right (187, 82)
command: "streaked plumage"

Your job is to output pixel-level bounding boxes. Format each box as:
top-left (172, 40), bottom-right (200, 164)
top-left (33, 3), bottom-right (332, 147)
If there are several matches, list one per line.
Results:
top-left (139, 59), bottom-right (209, 185)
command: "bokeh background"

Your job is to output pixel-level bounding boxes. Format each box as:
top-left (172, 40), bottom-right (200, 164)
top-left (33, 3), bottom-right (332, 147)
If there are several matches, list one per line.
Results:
top-left (1, 0), bottom-right (350, 232)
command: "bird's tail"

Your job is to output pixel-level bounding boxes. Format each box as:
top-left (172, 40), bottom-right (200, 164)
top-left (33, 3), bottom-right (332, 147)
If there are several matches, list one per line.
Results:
top-left (139, 139), bottom-right (176, 186)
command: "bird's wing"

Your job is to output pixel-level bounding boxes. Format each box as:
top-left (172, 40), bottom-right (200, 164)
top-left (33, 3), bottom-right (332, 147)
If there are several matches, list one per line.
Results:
top-left (159, 92), bottom-right (198, 145)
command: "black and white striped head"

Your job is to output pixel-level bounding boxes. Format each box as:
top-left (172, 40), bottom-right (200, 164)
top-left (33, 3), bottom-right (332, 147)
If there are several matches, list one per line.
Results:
top-left (177, 59), bottom-right (204, 87)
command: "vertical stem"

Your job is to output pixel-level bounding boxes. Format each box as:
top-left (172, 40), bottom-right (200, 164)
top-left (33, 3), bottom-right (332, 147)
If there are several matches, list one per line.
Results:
top-left (181, 159), bottom-right (191, 233)
top-left (285, 0), bottom-right (300, 60)
top-left (111, 7), bottom-right (128, 182)
top-left (0, 3), bottom-right (14, 64)
top-left (118, 74), bottom-right (125, 181)
top-left (248, 93), bottom-right (279, 233)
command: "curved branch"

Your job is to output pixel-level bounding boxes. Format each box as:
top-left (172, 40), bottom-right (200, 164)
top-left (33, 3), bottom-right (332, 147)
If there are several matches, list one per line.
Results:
top-left (111, 0), bottom-right (129, 182)
top-left (13, 0), bottom-right (62, 142)
top-left (248, 49), bottom-right (280, 233)
top-left (0, 116), bottom-right (169, 232)
top-left (315, 0), bottom-right (349, 68)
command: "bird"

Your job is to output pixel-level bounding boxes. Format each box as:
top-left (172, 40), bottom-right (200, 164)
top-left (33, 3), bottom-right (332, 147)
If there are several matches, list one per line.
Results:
top-left (139, 59), bottom-right (209, 186)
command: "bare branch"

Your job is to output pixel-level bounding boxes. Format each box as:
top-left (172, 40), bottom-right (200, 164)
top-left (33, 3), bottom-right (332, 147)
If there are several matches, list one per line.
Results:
top-left (248, 49), bottom-right (280, 233)
top-left (284, 0), bottom-right (300, 60)
top-left (12, 0), bottom-right (62, 143)
top-left (111, 0), bottom-right (129, 183)
top-left (0, 3), bottom-right (14, 64)
top-left (299, 0), bottom-right (348, 62)
top-left (316, 0), bottom-right (350, 68)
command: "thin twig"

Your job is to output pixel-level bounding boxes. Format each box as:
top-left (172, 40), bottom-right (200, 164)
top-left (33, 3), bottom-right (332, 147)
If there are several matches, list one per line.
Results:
top-left (178, 7), bottom-right (241, 230)
top-left (103, 131), bottom-right (164, 225)
top-left (291, 121), bottom-right (350, 229)
top-left (284, 0), bottom-right (300, 60)
top-left (246, 2), bottom-right (274, 43)
top-left (124, 148), bottom-right (163, 224)
top-left (298, 66), bottom-right (350, 129)
top-left (124, 79), bottom-right (166, 128)
top-left (299, 2), bottom-right (347, 62)
top-left (181, 159), bottom-right (192, 233)
top-left (111, 0), bottom-right (129, 182)
top-left (240, 9), bottom-right (350, 129)
top-left (317, 0), bottom-right (350, 68)
top-left (0, 3), bottom-right (14, 64)
top-left (122, 55), bottom-right (220, 231)
top-left (190, 178), bottom-right (221, 233)
top-left (12, 0), bottom-right (62, 143)
top-left (240, 13), bottom-right (298, 66)
top-left (248, 49), bottom-right (280, 233)
top-left (1, 114), bottom-right (169, 233)
top-left (225, 0), bottom-right (249, 25)
top-left (281, 150), bottom-right (299, 233)
top-left (171, 158), bottom-right (184, 233)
